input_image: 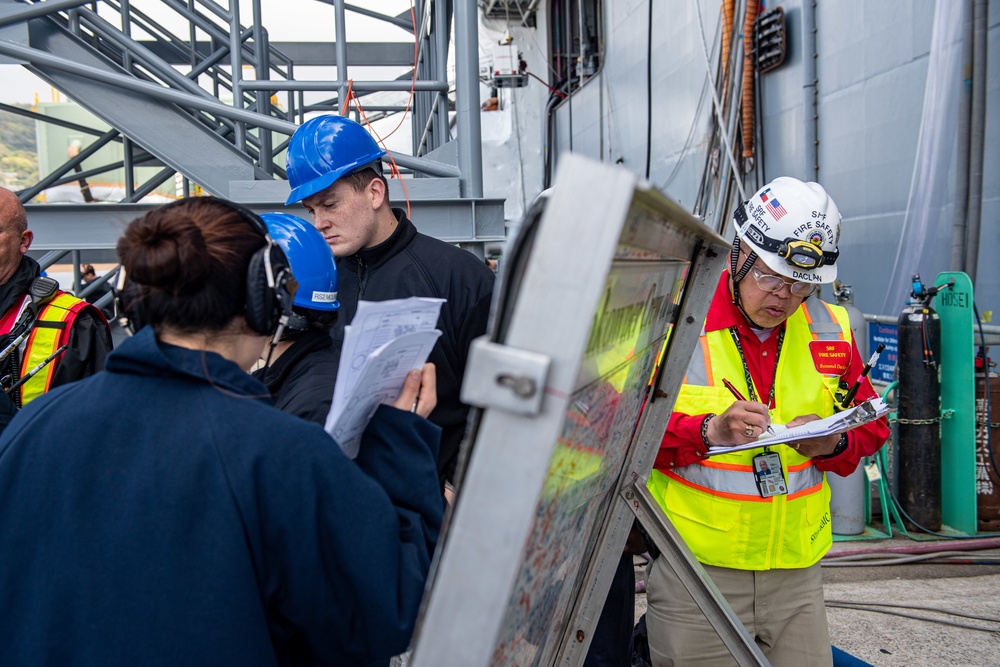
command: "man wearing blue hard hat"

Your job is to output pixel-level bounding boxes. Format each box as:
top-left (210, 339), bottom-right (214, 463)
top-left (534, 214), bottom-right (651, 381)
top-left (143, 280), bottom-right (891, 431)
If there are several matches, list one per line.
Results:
top-left (285, 115), bottom-right (495, 491)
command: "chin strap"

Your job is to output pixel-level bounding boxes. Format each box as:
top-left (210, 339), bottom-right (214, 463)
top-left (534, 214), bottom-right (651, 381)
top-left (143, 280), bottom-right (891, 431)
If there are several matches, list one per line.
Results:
top-left (730, 237), bottom-right (768, 329)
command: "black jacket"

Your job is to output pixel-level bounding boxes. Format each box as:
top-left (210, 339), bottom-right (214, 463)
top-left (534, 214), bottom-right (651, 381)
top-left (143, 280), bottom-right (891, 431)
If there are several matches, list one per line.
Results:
top-left (254, 328), bottom-right (338, 426)
top-left (0, 256), bottom-right (112, 431)
top-left (336, 209), bottom-right (495, 485)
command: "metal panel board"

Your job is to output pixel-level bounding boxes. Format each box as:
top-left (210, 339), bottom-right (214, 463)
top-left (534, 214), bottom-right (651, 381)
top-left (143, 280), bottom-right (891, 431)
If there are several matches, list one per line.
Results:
top-left (410, 154), bottom-right (731, 667)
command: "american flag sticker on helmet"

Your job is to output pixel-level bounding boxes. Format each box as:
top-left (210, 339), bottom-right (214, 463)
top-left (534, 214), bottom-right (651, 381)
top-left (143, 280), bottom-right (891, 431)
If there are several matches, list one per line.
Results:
top-left (760, 188), bottom-right (788, 220)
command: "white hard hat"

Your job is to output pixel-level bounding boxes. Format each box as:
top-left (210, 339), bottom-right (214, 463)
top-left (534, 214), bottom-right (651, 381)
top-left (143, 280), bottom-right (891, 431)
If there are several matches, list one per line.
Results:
top-left (734, 177), bottom-right (842, 284)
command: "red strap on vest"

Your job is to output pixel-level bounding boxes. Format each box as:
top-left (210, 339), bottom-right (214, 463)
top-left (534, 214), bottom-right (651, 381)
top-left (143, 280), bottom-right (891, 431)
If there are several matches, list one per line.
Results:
top-left (0, 295), bottom-right (30, 335)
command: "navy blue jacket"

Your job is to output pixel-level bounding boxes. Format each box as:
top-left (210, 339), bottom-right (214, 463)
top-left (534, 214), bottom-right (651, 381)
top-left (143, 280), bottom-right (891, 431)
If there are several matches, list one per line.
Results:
top-left (0, 327), bottom-right (443, 666)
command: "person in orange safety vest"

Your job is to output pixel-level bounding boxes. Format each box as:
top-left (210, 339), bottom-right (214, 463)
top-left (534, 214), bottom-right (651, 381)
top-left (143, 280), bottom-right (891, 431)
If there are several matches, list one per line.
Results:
top-left (0, 188), bottom-right (112, 432)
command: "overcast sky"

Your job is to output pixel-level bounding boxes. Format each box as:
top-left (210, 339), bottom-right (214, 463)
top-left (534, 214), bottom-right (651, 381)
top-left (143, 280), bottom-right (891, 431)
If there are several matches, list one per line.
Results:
top-left (0, 0), bottom-right (415, 104)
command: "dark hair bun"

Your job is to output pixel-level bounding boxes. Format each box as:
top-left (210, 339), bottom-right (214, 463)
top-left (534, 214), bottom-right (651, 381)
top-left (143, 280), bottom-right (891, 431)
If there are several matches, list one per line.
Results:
top-left (117, 212), bottom-right (211, 294)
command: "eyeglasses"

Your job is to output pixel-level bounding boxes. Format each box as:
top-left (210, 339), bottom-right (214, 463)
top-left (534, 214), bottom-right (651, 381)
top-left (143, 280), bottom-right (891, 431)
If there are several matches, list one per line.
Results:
top-left (750, 267), bottom-right (816, 297)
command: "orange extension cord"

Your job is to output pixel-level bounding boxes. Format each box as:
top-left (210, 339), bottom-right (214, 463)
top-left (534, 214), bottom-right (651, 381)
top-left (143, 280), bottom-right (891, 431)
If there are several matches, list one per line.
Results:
top-left (341, 0), bottom-right (417, 218)
top-left (721, 0), bottom-right (735, 114)
top-left (741, 0), bottom-right (759, 159)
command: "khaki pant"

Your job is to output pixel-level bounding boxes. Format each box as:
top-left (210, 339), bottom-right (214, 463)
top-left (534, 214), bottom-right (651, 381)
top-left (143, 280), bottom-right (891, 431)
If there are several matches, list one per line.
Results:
top-left (645, 557), bottom-right (832, 667)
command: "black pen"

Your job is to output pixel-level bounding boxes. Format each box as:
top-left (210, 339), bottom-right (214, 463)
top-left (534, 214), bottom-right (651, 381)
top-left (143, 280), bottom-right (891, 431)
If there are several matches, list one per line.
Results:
top-left (840, 343), bottom-right (885, 408)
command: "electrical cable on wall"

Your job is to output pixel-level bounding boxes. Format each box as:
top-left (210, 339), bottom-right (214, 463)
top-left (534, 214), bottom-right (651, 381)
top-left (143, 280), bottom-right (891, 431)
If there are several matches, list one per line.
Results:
top-left (377, 0), bottom-right (417, 142)
top-left (693, 0), bottom-right (747, 204)
top-left (345, 0), bottom-right (417, 218)
top-left (603, 73), bottom-right (625, 166)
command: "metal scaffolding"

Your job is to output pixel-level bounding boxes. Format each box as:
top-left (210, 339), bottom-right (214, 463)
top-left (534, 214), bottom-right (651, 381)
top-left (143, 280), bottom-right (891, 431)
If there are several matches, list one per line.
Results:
top-left (0, 0), bottom-right (501, 290)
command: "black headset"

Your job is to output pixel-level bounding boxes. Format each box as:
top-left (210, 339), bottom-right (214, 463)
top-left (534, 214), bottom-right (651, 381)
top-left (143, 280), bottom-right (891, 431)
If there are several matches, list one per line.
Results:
top-left (119, 198), bottom-right (296, 337)
top-left (240, 204), bottom-right (296, 336)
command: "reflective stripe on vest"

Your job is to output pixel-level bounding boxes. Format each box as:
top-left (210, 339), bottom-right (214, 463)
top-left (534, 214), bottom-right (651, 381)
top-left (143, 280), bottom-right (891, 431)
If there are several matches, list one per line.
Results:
top-left (666, 458), bottom-right (823, 501)
top-left (19, 292), bottom-right (90, 406)
top-left (649, 297), bottom-right (853, 570)
top-left (802, 298), bottom-right (846, 340)
top-left (684, 334), bottom-right (711, 386)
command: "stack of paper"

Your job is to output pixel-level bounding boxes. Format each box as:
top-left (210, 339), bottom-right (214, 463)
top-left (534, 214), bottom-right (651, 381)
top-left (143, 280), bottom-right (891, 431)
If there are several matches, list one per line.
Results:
top-left (325, 297), bottom-right (444, 458)
top-left (706, 397), bottom-right (891, 457)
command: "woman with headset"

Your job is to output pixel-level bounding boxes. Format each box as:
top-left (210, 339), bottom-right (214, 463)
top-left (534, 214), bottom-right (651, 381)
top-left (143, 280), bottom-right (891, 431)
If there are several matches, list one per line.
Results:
top-left (0, 197), bottom-right (444, 666)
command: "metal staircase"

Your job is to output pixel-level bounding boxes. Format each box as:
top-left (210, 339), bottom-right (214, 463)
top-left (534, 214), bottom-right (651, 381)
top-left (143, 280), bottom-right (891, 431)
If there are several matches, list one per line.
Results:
top-left (0, 0), bottom-right (503, 279)
top-left (24, 13), bottom-right (268, 198)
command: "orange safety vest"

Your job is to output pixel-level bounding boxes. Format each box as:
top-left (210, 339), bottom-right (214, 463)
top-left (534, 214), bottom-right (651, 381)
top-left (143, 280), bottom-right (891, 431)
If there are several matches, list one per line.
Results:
top-left (647, 298), bottom-right (853, 570)
top-left (17, 292), bottom-right (96, 406)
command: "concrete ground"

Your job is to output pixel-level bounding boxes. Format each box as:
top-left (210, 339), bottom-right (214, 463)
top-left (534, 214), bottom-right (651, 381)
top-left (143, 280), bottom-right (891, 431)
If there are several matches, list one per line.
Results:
top-left (822, 536), bottom-right (1000, 667)
top-left (633, 535), bottom-right (1000, 666)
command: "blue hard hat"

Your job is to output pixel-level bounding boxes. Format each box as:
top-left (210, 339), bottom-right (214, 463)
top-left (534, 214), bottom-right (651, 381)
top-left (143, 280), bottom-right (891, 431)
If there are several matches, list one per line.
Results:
top-left (260, 213), bottom-right (339, 311)
top-left (285, 115), bottom-right (388, 205)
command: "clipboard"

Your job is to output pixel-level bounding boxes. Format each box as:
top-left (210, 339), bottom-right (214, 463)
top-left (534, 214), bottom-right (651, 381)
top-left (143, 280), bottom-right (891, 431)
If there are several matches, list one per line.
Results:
top-left (705, 397), bottom-right (890, 457)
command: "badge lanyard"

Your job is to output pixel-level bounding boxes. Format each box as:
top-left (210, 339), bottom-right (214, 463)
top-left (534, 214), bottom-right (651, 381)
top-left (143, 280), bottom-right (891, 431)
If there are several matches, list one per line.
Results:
top-left (727, 325), bottom-right (785, 409)
top-left (728, 326), bottom-right (788, 498)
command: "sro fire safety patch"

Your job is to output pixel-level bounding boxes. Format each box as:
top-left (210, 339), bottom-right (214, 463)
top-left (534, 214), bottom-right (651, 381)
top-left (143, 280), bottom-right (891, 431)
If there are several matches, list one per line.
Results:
top-left (808, 340), bottom-right (852, 376)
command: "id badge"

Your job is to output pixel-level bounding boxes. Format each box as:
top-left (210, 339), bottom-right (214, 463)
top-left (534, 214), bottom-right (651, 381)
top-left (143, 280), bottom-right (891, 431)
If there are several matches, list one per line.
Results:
top-left (752, 452), bottom-right (788, 498)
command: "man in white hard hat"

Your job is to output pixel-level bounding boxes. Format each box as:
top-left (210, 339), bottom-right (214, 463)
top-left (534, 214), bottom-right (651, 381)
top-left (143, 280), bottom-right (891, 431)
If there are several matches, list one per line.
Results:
top-left (644, 177), bottom-right (889, 666)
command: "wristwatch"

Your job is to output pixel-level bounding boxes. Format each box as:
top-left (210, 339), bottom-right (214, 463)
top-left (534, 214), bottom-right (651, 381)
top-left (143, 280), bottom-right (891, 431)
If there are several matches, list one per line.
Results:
top-left (824, 433), bottom-right (849, 458)
top-left (700, 413), bottom-right (716, 449)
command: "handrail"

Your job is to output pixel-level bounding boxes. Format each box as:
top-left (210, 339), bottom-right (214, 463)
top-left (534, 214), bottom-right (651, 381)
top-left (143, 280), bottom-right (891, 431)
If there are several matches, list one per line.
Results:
top-left (7, 0), bottom-right (472, 197)
top-left (865, 312), bottom-right (1000, 336)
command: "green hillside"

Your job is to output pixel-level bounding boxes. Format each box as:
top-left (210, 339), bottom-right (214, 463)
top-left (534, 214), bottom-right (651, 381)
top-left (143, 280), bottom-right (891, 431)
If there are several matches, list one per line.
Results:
top-left (0, 106), bottom-right (38, 189)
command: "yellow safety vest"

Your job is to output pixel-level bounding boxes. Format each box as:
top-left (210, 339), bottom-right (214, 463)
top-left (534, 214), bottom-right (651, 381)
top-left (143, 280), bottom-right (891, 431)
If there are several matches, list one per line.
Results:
top-left (18, 292), bottom-right (94, 406)
top-left (647, 298), bottom-right (853, 570)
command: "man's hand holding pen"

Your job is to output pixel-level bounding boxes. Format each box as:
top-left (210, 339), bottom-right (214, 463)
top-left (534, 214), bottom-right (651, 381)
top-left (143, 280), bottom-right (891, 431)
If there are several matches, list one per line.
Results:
top-left (392, 363), bottom-right (437, 417)
top-left (704, 377), bottom-right (774, 447)
top-left (705, 401), bottom-right (774, 446)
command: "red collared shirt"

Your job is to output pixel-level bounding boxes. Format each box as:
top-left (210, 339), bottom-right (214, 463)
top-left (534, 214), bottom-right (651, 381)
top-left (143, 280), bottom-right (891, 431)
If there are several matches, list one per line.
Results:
top-left (655, 271), bottom-right (889, 476)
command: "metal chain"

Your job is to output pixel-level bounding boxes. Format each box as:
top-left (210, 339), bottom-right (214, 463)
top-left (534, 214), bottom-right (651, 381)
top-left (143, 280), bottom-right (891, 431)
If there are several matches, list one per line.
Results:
top-left (891, 416), bottom-right (941, 425)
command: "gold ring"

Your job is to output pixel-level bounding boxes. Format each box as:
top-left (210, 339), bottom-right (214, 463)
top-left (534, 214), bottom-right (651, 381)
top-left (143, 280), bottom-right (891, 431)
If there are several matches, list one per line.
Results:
top-left (744, 425), bottom-right (755, 437)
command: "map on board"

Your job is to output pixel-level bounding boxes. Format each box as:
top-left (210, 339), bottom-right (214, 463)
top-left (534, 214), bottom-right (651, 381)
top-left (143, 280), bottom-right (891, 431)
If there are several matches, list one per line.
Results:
top-left (489, 256), bottom-right (690, 667)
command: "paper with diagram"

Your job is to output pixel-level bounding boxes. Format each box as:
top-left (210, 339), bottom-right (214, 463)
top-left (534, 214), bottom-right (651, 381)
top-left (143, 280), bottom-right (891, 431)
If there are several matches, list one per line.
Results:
top-left (332, 297), bottom-right (444, 415)
top-left (326, 329), bottom-right (441, 458)
top-left (705, 397), bottom-right (891, 457)
top-left (326, 297), bottom-right (444, 458)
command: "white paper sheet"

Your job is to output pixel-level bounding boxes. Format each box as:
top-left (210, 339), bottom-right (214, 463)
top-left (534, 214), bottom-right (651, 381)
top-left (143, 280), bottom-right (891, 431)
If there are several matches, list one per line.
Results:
top-left (333, 297), bottom-right (445, 415)
top-left (705, 397), bottom-right (891, 457)
top-left (325, 329), bottom-right (442, 459)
